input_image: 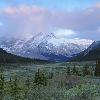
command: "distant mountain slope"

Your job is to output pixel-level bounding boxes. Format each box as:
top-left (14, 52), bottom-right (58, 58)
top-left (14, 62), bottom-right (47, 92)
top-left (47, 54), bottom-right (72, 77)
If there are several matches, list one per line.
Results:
top-left (0, 48), bottom-right (49, 63)
top-left (0, 33), bottom-right (93, 61)
top-left (70, 41), bottom-right (100, 61)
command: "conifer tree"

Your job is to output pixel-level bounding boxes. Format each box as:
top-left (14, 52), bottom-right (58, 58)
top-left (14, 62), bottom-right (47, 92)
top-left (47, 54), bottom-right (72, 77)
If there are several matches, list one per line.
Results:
top-left (9, 76), bottom-right (21, 100)
top-left (25, 77), bottom-right (30, 88)
top-left (83, 66), bottom-right (90, 76)
top-left (0, 73), bottom-right (4, 100)
top-left (67, 67), bottom-right (71, 75)
top-left (72, 65), bottom-right (78, 75)
top-left (23, 77), bottom-right (30, 99)
top-left (0, 66), bottom-right (5, 100)
top-left (34, 69), bottom-right (48, 86)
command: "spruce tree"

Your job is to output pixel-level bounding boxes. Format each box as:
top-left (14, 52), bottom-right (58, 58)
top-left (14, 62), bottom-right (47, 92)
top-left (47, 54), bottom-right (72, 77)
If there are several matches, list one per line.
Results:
top-left (83, 66), bottom-right (90, 76)
top-left (67, 67), bottom-right (71, 75)
top-left (0, 66), bottom-right (5, 100)
top-left (25, 77), bottom-right (30, 89)
top-left (23, 77), bottom-right (30, 100)
top-left (72, 65), bottom-right (78, 75)
top-left (0, 74), bottom-right (4, 100)
top-left (9, 76), bottom-right (21, 100)
top-left (34, 69), bottom-right (48, 86)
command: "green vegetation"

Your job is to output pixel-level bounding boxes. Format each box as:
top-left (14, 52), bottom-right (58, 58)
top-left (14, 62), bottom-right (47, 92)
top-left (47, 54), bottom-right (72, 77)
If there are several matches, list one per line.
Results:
top-left (34, 69), bottom-right (48, 86)
top-left (0, 71), bottom-right (4, 100)
top-left (0, 61), bottom-right (99, 100)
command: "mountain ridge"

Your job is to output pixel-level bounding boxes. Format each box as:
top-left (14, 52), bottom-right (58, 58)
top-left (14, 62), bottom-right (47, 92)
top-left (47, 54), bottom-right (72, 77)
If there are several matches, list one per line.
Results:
top-left (0, 33), bottom-right (93, 61)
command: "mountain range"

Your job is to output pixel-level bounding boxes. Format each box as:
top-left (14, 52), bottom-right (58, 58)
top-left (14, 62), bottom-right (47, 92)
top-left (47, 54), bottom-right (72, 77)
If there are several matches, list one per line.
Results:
top-left (0, 32), bottom-right (93, 61)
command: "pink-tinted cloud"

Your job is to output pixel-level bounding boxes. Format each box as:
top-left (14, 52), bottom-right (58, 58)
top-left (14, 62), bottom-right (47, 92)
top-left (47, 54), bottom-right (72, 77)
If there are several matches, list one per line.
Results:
top-left (0, 5), bottom-right (52, 37)
top-left (0, 4), bottom-right (100, 40)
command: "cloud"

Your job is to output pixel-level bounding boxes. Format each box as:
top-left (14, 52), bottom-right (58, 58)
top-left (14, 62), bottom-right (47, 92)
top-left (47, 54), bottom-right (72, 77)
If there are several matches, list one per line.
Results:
top-left (0, 5), bottom-right (51, 37)
top-left (54, 28), bottom-right (76, 38)
top-left (0, 3), bottom-right (100, 40)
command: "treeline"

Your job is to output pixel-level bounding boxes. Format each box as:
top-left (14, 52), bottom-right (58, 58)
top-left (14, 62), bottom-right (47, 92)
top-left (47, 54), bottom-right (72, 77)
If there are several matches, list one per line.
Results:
top-left (66, 65), bottom-right (94, 76)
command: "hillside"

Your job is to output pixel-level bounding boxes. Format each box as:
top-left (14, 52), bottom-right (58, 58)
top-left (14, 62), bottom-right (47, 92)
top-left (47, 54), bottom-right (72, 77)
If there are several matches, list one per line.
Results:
top-left (0, 48), bottom-right (49, 63)
top-left (70, 41), bottom-right (100, 61)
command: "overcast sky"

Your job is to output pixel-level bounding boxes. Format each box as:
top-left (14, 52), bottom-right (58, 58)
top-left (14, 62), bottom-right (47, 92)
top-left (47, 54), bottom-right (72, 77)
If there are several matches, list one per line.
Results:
top-left (0, 0), bottom-right (100, 40)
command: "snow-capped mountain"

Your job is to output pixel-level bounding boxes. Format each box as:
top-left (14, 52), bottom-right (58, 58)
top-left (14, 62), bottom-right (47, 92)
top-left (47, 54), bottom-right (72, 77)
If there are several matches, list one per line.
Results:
top-left (0, 33), bottom-right (93, 61)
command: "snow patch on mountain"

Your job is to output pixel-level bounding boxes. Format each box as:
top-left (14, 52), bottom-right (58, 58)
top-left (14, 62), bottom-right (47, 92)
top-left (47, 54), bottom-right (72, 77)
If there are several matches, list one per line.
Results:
top-left (48, 38), bottom-right (93, 47)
